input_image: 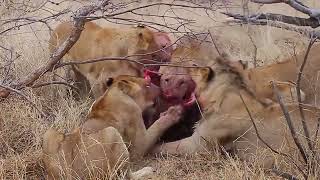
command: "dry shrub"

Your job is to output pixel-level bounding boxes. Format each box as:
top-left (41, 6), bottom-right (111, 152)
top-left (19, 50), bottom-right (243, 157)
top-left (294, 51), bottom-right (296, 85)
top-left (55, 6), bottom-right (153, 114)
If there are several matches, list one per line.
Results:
top-left (0, 88), bottom-right (90, 179)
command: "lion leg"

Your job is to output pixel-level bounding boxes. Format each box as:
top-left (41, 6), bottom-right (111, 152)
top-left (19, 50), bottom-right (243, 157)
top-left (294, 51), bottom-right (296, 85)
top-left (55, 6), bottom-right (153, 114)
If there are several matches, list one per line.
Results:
top-left (84, 127), bottom-right (154, 179)
top-left (152, 115), bottom-right (251, 155)
top-left (42, 129), bottom-right (67, 180)
top-left (131, 105), bottom-right (183, 158)
top-left (151, 131), bottom-right (207, 155)
top-left (101, 127), bottom-right (154, 179)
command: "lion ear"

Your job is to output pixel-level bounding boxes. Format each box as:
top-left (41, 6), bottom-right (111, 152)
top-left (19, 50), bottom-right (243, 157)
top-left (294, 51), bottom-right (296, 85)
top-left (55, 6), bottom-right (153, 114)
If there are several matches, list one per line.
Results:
top-left (117, 80), bottom-right (132, 95)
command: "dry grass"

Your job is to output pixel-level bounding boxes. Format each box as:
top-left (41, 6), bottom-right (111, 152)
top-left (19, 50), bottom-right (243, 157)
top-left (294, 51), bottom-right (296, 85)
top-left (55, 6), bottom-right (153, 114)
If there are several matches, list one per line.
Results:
top-left (0, 0), bottom-right (319, 179)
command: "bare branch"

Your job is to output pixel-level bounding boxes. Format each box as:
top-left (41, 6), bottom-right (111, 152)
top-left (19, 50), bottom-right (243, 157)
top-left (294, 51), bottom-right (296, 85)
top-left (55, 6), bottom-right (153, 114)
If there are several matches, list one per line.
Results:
top-left (251, 0), bottom-right (320, 19)
top-left (226, 17), bottom-right (320, 40)
top-left (295, 38), bottom-right (317, 158)
top-left (56, 34), bottom-right (214, 70)
top-left (106, 2), bottom-right (213, 17)
top-left (208, 30), bottom-right (222, 56)
top-left (0, 10), bottom-right (69, 35)
top-left (223, 12), bottom-right (320, 28)
top-left (271, 81), bottom-right (308, 164)
top-left (57, 56), bottom-right (212, 70)
top-left (31, 81), bottom-right (79, 90)
top-left (251, 0), bottom-right (283, 3)
top-left (239, 92), bottom-right (306, 177)
top-left (0, 84), bottom-right (46, 118)
top-left (247, 32), bottom-right (258, 67)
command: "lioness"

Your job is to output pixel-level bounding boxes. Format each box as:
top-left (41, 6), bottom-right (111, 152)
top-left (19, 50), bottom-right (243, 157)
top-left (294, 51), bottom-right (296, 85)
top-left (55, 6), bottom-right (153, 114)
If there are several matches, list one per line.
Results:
top-left (240, 43), bottom-right (320, 105)
top-left (49, 21), bottom-right (173, 98)
top-left (42, 75), bottom-right (183, 179)
top-left (153, 54), bottom-right (320, 169)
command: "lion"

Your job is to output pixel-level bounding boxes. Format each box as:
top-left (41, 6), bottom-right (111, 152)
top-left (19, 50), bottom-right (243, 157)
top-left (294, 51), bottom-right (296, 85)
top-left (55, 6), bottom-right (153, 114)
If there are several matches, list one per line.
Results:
top-left (142, 34), bottom-right (301, 143)
top-left (42, 75), bottom-right (183, 179)
top-left (152, 54), bottom-right (320, 169)
top-left (169, 34), bottom-right (304, 104)
top-left (49, 21), bottom-right (173, 98)
top-left (239, 43), bottom-right (320, 105)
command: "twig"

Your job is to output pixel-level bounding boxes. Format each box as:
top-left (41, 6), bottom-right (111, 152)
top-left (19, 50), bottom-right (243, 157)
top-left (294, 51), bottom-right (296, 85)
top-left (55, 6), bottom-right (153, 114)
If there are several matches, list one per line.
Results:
top-left (208, 30), bottom-right (221, 56)
top-left (58, 56), bottom-right (212, 70)
top-left (247, 33), bottom-right (258, 67)
top-left (0, 84), bottom-right (46, 118)
top-left (226, 18), bottom-right (320, 40)
top-left (295, 38), bottom-right (317, 159)
top-left (106, 2), bottom-right (213, 17)
top-left (31, 81), bottom-right (79, 90)
top-left (0, 10), bottom-right (69, 35)
top-left (239, 93), bottom-right (285, 154)
top-left (239, 92), bottom-right (306, 177)
top-left (271, 81), bottom-right (308, 164)
top-left (223, 12), bottom-right (320, 28)
top-left (251, 0), bottom-right (320, 20)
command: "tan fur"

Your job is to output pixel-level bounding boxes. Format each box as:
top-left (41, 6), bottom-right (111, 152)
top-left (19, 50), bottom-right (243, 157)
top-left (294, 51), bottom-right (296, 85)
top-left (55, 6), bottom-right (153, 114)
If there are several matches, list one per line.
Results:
top-left (241, 43), bottom-right (320, 106)
top-left (167, 35), bottom-right (304, 104)
top-left (153, 54), bottom-right (320, 169)
top-left (160, 34), bottom-right (217, 96)
top-left (49, 21), bottom-right (172, 98)
top-left (42, 75), bottom-right (182, 179)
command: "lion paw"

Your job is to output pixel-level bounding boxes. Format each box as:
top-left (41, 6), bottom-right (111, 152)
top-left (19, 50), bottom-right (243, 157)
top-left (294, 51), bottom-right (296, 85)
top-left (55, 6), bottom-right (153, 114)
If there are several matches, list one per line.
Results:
top-left (160, 105), bottom-right (183, 124)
